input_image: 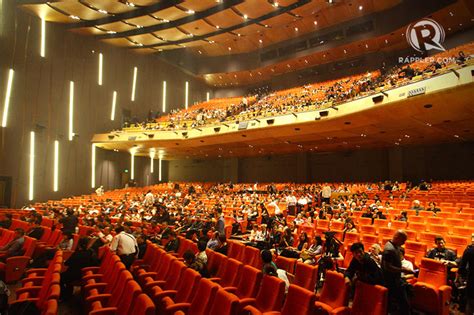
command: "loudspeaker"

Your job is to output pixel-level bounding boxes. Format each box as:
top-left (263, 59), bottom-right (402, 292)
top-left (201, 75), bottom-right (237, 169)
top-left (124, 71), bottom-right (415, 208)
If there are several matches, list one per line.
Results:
top-left (372, 95), bottom-right (384, 104)
top-left (148, 134), bottom-right (154, 139)
top-left (214, 127), bottom-right (221, 132)
top-left (267, 119), bottom-right (274, 125)
top-left (319, 111), bottom-right (329, 117)
top-left (108, 135), bottom-right (115, 140)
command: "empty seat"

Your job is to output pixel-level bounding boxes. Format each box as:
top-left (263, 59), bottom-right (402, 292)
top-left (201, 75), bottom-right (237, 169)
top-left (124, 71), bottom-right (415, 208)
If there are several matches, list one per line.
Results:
top-left (208, 289), bottom-right (240, 315)
top-left (211, 258), bottom-right (243, 287)
top-left (293, 262), bottom-right (318, 291)
top-left (411, 258), bottom-right (452, 315)
top-left (335, 281), bottom-right (388, 315)
top-left (224, 265), bottom-right (262, 299)
top-left (275, 256), bottom-right (297, 274)
top-left (314, 270), bottom-right (349, 315)
top-left (241, 275), bottom-right (286, 313)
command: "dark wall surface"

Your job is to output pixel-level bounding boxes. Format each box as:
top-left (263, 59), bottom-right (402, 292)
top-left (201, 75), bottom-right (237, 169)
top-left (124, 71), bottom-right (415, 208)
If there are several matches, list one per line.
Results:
top-left (169, 142), bottom-right (474, 184)
top-left (0, 2), bottom-right (198, 207)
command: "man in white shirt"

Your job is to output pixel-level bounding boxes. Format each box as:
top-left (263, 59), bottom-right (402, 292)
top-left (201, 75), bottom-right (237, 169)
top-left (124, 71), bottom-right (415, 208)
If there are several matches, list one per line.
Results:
top-left (95, 186), bottom-right (104, 197)
top-left (321, 185), bottom-right (332, 204)
top-left (286, 192), bottom-right (297, 216)
top-left (110, 226), bottom-right (138, 269)
top-left (144, 190), bottom-right (154, 206)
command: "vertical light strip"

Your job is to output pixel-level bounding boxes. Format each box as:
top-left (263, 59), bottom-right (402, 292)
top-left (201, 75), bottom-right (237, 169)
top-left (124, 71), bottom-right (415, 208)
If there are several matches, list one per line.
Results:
top-left (98, 53), bottom-right (103, 85)
top-left (1, 69), bottom-right (14, 127)
top-left (131, 66), bottom-right (137, 101)
top-left (40, 19), bottom-right (46, 58)
top-left (68, 81), bottom-right (74, 141)
top-left (185, 81), bottom-right (189, 109)
top-left (91, 144), bottom-right (96, 188)
top-left (162, 81), bottom-right (167, 112)
top-left (150, 149), bottom-right (155, 173)
top-left (29, 131), bottom-right (35, 201)
top-left (158, 157), bottom-right (162, 181)
top-left (130, 151), bottom-right (135, 180)
top-left (110, 91), bottom-right (117, 120)
top-left (206, 92), bottom-right (210, 102)
top-left (53, 140), bottom-right (59, 192)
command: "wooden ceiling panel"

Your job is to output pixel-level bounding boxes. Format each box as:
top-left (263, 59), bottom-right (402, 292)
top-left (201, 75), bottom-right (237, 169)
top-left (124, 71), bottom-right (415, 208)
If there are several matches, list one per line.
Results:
top-left (234, 24), bottom-right (265, 36)
top-left (205, 9), bottom-right (244, 28)
top-left (125, 15), bottom-right (163, 27)
top-left (180, 0), bottom-right (222, 12)
top-left (50, 2), bottom-right (105, 20)
top-left (132, 0), bottom-right (162, 5)
top-left (86, 1), bottom-right (133, 14)
top-left (152, 6), bottom-right (189, 21)
top-left (21, 5), bottom-right (73, 23)
top-left (129, 33), bottom-right (163, 45)
top-left (235, 0), bottom-right (277, 19)
top-left (72, 27), bottom-right (106, 36)
top-left (99, 21), bottom-right (135, 33)
top-left (262, 13), bottom-right (297, 27)
top-left (180, 20), bottom-right (218, 36)
top-left (275, 0), bottom-right (299, 6)
top-left (154, 28), bottom-right (188, 41)
top-left (101, 37), bottom-right (136, 47)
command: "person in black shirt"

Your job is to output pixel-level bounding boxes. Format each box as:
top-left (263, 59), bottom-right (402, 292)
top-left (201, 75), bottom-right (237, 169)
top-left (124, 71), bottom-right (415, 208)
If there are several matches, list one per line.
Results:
top-left (60, 237), bottom-right (95, 300)
top-left (0, 214), bottom-right (12, 229)
top-left (26, 219), bottom-right (44, 240)
top-left (344, 242), bottom-right (384, 286)
top-left (382, 230), bottom-right (414, 315)
top-left (59, 208), bottom-right (78, 234)
top-left (458, 234), bottom-right (474, 314)
top-left (164, 231), bottom-right (180, 253)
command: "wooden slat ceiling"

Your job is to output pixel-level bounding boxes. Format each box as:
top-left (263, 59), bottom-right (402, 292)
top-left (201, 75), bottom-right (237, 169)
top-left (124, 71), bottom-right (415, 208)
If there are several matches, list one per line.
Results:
top-left (202, 0), bottom-right (474, 87)
top-left (19, 0), bottom-right (401, 55)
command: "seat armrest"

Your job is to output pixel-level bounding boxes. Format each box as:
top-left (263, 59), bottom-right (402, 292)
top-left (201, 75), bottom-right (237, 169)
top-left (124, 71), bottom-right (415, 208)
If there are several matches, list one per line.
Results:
top-left (165, 302), bottom-right (191, 314)
top-left (84, 283), bottom-right (108, 294)
top-left (15, 286), bottom-right (41, 297)
top-left (10, 298), bottom-right (40, 306)
top-left (239, 297), bottom-right (257, 309)
top-left (25, 268), bottom-right (47, 276)
top-left (82, 266), bottom-right (100, 274)
top-left (21, 276), bottom-right (45, 286)
top-left (152, 289), bottom-right (177, 301)
top-left (89, 307), bottom-right (117, 315)
top-left (86, 293), bottom-right (112, 305)
top-left (243, 305), bottom-right (264, 315)
top-left (209, 277), bottom-right (221, 283)
top-left (332, 306), bottom-right (351, 315)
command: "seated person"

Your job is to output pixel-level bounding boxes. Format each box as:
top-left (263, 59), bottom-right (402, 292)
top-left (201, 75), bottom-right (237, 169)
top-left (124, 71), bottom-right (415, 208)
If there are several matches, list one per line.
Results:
top-left (0, 228), bottom-right (25, 260)
top-left (26, 218), bottom-right (44, 240)
top-left (299, 235), bottom-right (323, 265)
top-left (400, 247), bottom-right (414, 279)
top-left (60, 237), bottom-right (96, 300)
top-left (426, 236), bottom-right (457, 268)
top-left (215, 234), bottom-right (228, 255)
top-left (164, 231), bottom-right (180, 253)
top-left (344, 242), bottom-right (384, 286)
top-left (369, 243), bottom-right (382, 267)
top-left (0, 214), bottom-right (13, 229)
top-left (183, 250), bottom-right (207, 277)
top-left (261, 250), bottom-right (290, 293)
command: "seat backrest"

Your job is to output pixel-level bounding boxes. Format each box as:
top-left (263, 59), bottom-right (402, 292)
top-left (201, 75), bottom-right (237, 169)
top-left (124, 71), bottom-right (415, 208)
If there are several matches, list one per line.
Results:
top-left (23, 237), bottom-right (37, 257)
top-left (39, 227), bottom-right (52, 243)
top-left (42, 299), bottom-right (57, 315)
top-left (351, 282), bottom-right (388, 315)
top-left (236, 265), bottom-right (263, 298)
top-left (209, 289), bottom-right (240, 315)
top-left (227, 241), bottom-right (245, 261)
top-left (163, 260), bottom-right (186, 290)
top-left (189, 278), bottom-right (219, 315)
top-left (242, 246), bottom-right (260, 268)
top-left (221, 258), bottom-right (243, 287)
top-left (175, 268), bottom-right (201, 303)
top-left (294, 262), bottom-right (318, 291)
top-left (275, 256), bottom-right (297, 274)
top-left (418, 258), bottom-right (447, 288)
top-left (319, 270), bottom-right (349, 309)
top-left (255, 275), bottom-right (285, 312)
top-left (281, 285), bottom-right (316, 315)
top-left (109, 270), bottom-right (133, 307)
top-left (130, 293), bottom-right (155, 315)
top-left (117, 280), bottom-right (142, 315)
top-left (209, 251), bottom-right (227, 277)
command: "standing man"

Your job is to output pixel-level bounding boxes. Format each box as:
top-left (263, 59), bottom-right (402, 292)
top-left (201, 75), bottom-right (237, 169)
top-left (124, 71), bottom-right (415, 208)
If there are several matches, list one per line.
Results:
top-left (458, 233), bottom-right (474, 314)
top-left (110, 226), bottom-right (138, 269)
top-left (286, 192), bottom-right (297, 216)
top-left (216, 208), bottom-right (225, 236)
top-left (321, 184), bottom-right (332, 205)
top-left (382, 230), bottom-right (414, 315)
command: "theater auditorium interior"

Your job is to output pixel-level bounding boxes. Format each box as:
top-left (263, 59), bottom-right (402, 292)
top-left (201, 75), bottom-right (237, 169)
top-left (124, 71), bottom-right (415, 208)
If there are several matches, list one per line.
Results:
top-left (0, 0), bottom-right (474, 314)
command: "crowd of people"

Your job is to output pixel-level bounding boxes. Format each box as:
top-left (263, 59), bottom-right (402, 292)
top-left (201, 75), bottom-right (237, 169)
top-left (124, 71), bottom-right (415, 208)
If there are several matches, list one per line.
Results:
top-left (120, 47), bottom-right (471, 132)
top-left (1, 180), bottom-right (471, 314)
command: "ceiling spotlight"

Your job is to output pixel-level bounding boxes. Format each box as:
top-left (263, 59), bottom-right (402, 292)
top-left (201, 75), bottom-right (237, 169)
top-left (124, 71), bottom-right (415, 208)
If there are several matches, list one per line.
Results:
top-left (328, 0), bottom-right (333, 3)
top-left (259, 39), bottom-right (263, 43)
top-left (70, 15), bottom-right (80, 20)
top-left (126, 1), bottom-right (135, 7)
top-left (294, 27), bottom-right (298, 31)
top-left (344, 49), bottom-right (347, 53)
top-left (237, 33), bottom-right (241, 37)
top-left (314, 21), bottom-right (318, 25)
top-left (98, 9), bottom-right (108, 14)
top-left (365, 43), bottom-right (369, 48)
top-left (107, 30), bottom-right (117, 34)
top-left (359, 5), bottom-right (363, 10)
top-left (215, 25), bottom-right (220, 29)
top-left (243, 14), bottom-right (248, 19)
top-left (228, 47), bottom-right (232, 51)
top-left (186, 9), bottom-right (195, 14)
top-left (273, 2), bottom-right (279, 7)
top-left (454, 134), bottom-right (460, 138)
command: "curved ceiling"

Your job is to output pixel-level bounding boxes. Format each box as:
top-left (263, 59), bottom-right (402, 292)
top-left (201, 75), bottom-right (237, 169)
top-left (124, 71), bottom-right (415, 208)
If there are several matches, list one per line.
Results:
top-left (18, 0), bottom-right (401, 55)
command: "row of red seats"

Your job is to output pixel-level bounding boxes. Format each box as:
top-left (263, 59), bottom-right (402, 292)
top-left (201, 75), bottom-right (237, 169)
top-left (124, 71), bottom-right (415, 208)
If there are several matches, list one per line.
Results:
top-left (9, 250), bottom-right (62, 314)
